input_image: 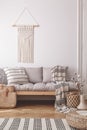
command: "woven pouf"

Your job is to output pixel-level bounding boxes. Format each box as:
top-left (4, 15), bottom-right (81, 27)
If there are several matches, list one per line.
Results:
top-left (66, 111), bottom-right (87, 129)
top-left (67, 92), bottom-right (80, 108)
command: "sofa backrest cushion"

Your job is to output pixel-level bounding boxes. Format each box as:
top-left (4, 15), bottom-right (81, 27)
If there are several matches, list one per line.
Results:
top-left (51, 65), bottom-right (68, 82)
top-left (25, 67), bottom-right (43, 83)
top-left (4, 67), bottom-right (29, 85)
top-left (43, 67), bottom-right (52, 83)
top-left (0, 68), bottom-right (7, 84)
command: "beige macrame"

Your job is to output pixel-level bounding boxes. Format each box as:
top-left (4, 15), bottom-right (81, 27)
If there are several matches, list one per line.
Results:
top-left (12, 8), bottom-right (39, 63)
top-left (18, 26), bottom-right (34, 63)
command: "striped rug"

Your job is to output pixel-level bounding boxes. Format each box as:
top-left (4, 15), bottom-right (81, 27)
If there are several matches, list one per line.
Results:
top-left (0, 118), bottom-right (76, 130)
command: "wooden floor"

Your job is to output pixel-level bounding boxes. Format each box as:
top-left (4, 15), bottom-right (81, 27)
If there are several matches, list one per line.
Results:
top-left (0, 100), bottom-right (65, 118)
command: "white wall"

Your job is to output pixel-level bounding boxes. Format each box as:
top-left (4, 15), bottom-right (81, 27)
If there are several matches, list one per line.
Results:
top-left (82, 0), bottom-right (87, 95)
top-left (0, 0), bottom-right (77, 74)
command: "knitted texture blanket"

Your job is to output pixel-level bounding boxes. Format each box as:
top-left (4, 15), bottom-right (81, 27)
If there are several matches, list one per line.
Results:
top-left (55, 81), bottom-right (78, 112)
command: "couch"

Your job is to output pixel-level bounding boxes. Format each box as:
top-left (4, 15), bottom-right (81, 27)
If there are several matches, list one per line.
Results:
top-left (0, 66), bottom-right (77, 98)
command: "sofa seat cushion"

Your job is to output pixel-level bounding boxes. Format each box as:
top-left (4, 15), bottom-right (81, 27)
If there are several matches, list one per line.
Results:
top-left (46, 82), bottom-right (58, 90)
top-left (13, 82), bottom-right (57, 91)
top-left (33, 83), bottom-right (46, 90)
top-left (13, 83), bottom-right (34, 91)
top-left (33, 82), bottom-right (57, 91)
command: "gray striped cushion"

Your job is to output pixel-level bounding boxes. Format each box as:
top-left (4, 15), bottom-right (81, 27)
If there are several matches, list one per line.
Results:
top-left (51, 66), bottom-right (68, 82)
top-left (4, 68), bottom-right (29, 84)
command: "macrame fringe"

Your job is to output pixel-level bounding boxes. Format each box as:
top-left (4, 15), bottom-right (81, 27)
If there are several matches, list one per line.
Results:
top-left (18, 26), bottom-right (34, 63)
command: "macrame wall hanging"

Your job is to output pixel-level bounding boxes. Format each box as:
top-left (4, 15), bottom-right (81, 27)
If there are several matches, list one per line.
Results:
top-left (13, 8), bottom-right (39, 63)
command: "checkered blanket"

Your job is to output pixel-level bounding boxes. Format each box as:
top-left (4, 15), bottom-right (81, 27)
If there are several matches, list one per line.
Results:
top-left (55, 81), bottom-right (78, 110)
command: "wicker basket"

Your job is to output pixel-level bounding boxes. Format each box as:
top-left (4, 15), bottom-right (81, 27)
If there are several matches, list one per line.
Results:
top-left (66, 111), bottom-right (87, 129)
top-left (67, 92), bottom-right (80, 108)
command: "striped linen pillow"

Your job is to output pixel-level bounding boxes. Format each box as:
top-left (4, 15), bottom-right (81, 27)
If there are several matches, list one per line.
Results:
top-left (4, 67), bottom-right (29, 84)
top-left (51, 66), bottom-right (68, 82)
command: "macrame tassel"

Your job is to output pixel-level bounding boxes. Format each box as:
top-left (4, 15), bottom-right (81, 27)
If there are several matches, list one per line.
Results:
top-left (18, 26), bottom-right (34, 63)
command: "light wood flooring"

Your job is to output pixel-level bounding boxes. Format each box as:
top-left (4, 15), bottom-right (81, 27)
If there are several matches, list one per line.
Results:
top-left (0, 100), bottom-right (65, 118)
